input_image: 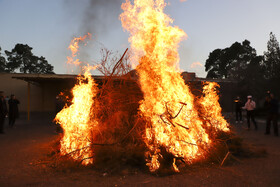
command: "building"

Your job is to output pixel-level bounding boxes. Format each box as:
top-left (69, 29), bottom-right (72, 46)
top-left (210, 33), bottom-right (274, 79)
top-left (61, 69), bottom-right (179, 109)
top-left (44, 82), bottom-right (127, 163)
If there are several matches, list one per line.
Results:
top-left (0, 72), bottom-right (238, 120)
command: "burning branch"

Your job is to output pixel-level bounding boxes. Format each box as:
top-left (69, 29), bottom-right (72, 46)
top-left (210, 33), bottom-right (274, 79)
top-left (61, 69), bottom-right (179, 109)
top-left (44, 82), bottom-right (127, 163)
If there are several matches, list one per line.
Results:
top-left (109, 48), bottom-right (129, 77)
top-left (95, 48), bottom-right (130, 77)
top-left (159, 102), bottom-right (189, 130)
top-left (53, 0), bottom-right (236, 174)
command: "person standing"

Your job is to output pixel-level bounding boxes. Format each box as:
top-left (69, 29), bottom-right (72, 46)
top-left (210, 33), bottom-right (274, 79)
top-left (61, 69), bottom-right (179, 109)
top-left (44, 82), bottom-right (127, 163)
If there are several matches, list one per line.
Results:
top-left (0, 91), bottom-right (8, 134)
top-left (55, 95), bottom-right (65, 133)
top-left (234, 96), bottom-right (243, 123)
top-left (242, 95), bottom-right (258, 130)
top-left (264, 93), bottom-right (278, 136)
top-left (8, 94), bottom-right (20, 128)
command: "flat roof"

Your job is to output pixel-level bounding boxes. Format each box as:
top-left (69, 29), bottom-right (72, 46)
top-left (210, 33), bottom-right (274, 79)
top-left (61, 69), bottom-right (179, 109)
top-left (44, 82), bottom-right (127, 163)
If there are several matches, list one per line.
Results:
top-left (9, 73), bottom-right (236, 84)
top-left (11, 73), bottom-right (136, 84)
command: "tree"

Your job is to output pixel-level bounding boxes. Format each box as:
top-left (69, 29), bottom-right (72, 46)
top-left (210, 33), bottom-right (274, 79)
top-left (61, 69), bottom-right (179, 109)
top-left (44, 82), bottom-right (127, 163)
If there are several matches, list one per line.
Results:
top-left (237, 55), bottom-right (264, 98)
top-left (32, 56), bottom-right (54, 74)
top-left (205, 40), bottom-right (267, 103)
top-left (5, 44), bottom-right (54, 74)
top-left (0, 47), bottom-right (7, 72)
top-left (205, 40), bottom-right (257, 80)
top-left (227, 40), bottom-right (259, 81)
top-left (263, 32), bottom-right (280, 80)
top-left (205, 49), bottom-right (225, 78)
top-left (263, 32), bottom-right (280, 96)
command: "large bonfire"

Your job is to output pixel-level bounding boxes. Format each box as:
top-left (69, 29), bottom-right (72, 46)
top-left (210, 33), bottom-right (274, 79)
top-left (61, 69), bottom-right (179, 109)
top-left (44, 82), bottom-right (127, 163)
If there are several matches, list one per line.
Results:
top-left (55, 0), bottom-right (230, 173)
top-left (120, 0), bottom-right (229, 172)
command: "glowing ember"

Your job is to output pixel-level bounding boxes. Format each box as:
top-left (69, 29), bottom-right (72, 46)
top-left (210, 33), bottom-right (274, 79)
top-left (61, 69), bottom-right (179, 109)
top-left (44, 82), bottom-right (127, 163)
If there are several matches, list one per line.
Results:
top-left (55, 34), bottom-right (98, 165)
top-left (120, 0), bottom-right (229, 172)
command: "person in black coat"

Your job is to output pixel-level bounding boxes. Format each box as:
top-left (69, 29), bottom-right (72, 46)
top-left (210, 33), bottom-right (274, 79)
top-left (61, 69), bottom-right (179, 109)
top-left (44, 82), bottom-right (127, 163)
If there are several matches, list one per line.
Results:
top-left (55, 95), bottom-right (65, 133)
top-left (8, 94), bottom-right (20, 128)
top-left (234, 96), bottom-right (243, 123)
top-left (0, 91), bottom-right (8, 134)
top-left (264, 93), bottom-right (279, 136)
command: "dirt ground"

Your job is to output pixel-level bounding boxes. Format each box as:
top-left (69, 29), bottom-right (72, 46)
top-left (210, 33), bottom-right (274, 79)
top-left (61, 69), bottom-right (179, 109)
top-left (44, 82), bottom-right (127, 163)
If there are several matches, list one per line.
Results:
top-left (0, 114), bottom-right (280, 187)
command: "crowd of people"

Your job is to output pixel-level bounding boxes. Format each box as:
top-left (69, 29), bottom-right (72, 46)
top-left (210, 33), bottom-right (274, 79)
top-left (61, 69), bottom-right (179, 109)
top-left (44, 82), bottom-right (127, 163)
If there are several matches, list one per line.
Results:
top-left (0, 91), bottom-right (20, 134)
top-left (234, 91), bottom-right (279, 136)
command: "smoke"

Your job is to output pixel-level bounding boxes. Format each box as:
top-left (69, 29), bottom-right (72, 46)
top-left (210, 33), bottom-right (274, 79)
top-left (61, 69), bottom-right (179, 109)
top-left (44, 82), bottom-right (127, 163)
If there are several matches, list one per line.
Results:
top-left (64, 0), bottom-right (124, 36)
top-left (63, 0), bottom-right (124, 73)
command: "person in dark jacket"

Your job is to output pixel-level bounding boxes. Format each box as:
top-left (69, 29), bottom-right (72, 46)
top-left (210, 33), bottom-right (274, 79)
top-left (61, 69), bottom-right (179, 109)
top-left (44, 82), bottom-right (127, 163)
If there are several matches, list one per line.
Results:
top-left (55, 95), bottom-right (65, 133)
top-left (234, 96), bottom-right (243, 123)
top-left (8, 94), bottom-right (20, 128)
top-left (264, 93), bottom-right (278, 136)
top-left (0, 91), bottom-right (8, 134)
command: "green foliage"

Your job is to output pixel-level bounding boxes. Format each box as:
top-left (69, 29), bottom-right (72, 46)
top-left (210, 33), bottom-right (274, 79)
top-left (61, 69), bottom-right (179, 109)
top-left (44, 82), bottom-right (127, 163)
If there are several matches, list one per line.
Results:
top-left (0, 47), bottom-right (7, 72)
top-left (205, 33), bottom-right (280, 98)
top-left (205, 49), bottom-right (225, 78)
top-left (4, 43), bottom-right (54, 74)
top-left (204, 39), bottom-right (269, 101)
top-left (205, 40), bottom-right (258, 80)
top-left (263, 32), bottom-right (280, 96)
top-left (263, 32), bottom-right (280, 80)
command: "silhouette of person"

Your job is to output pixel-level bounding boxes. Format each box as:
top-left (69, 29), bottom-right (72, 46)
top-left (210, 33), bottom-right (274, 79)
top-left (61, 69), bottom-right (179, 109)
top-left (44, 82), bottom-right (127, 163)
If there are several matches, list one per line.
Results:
top-left (234, 96), bottom-right (243, 123)
top-left (55, 95), bottom-right (65, 133)
top-left (264, 93), bottom-right (278, 136)
top-left (8, 94), bottom-right (20, 128)
top-left (0, 91), bottom-right (8, 134)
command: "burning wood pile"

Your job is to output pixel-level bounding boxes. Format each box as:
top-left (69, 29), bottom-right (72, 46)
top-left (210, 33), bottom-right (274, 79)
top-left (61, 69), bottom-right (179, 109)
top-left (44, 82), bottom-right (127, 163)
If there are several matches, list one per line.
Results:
top-left (54, 0), bottom-right (233, 174)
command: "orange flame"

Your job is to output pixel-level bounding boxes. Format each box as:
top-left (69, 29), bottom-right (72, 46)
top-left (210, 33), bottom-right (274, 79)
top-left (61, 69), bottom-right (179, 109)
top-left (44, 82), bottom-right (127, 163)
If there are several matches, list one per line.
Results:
top-left (55, 34), bottom-right (98, 165)
top-left (199, 82), bottom-right (230, 132)
top-left (120, 0), bottom-right (229, 172)
top-left (67, 33), bottom-right (92, 65)
top-left (55, 0), bottom-right (230, 171)
top-left (121, 0), bottom-right (211, 172)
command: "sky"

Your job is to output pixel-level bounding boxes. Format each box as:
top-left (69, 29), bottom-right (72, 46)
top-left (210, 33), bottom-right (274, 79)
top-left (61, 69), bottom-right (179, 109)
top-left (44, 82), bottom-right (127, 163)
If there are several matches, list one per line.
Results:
top-left (1, 0), bottom-right (280, 77)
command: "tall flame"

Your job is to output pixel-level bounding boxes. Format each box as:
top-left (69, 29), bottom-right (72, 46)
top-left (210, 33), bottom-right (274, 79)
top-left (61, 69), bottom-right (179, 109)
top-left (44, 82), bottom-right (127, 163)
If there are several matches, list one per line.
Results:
top-left (199, 82), bottom-right (230, 132)
top-left (120, 0), bottom-right (211, 172)
top-left (55, 34), bottom-right (98, 165)
top-left (54, 0), bottom-right (230, 171)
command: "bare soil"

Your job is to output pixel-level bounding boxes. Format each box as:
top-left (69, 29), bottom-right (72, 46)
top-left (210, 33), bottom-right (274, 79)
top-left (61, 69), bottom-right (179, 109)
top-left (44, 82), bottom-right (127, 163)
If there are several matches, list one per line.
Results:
top-left (0, 114), bottom-right (280, 187)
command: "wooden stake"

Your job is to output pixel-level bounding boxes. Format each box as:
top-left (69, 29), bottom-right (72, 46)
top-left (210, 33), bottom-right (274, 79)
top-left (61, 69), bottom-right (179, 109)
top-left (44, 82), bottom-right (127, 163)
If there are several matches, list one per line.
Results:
top-left (220, 151), bottom-right (230, 166)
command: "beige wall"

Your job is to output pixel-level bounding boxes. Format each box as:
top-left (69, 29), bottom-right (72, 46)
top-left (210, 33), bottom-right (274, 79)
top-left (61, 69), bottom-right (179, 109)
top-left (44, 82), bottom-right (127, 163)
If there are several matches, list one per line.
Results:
top-left (1, 73), bottom-right (238, 115)
top-left (41, 82), bottom-right (68, 112)
top-left (0, 73), bottom-right (53, 113)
